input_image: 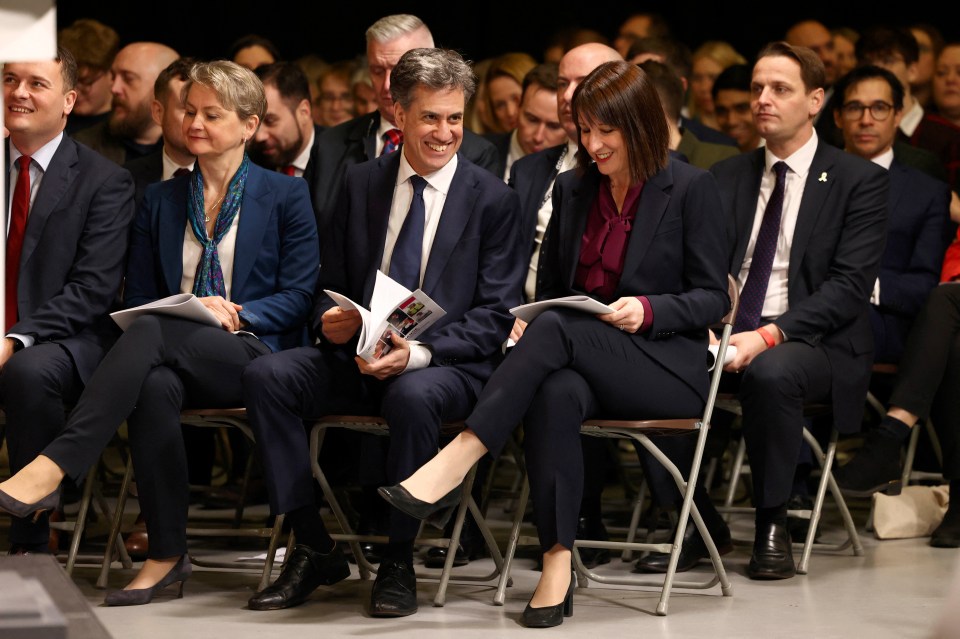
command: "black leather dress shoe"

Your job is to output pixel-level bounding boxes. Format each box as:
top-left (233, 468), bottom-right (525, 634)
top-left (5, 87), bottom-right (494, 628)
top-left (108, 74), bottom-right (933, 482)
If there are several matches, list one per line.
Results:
top-left (248, 544), bottom-right (350, 610)
top-left (634, 518), bottom-right (733, 573)
top-left (575, 516), bottom-right (611, 569)
top-left (424, 515), bottom-right (483, 568)
top-left (747, 522), bottom-right (796, 580)
top-left (931, 507), bottom-right (960, 548)
top-left (370, 558), bottom-right (417, 617)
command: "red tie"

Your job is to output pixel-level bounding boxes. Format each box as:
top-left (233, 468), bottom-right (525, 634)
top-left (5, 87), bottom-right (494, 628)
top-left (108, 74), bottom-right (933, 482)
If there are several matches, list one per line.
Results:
top-left (282, 165), bottom-right (296, 176)
top-left (6, 155), bottom-right (32, 332)
top-left (381, 129), bottom-right (403, 156)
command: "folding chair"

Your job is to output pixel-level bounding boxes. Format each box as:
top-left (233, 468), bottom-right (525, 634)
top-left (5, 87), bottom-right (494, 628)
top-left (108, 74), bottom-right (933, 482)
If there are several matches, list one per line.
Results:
top-left (0, 410), bottom-right (133, 579)
top-left (309, 416), bottom-right (508, 606)
top-left (100, 408), bottom-right (286, 591)
top-left (493, 275), bottom-right (740, 616)
top-left (714, 403), bottom-right (865, 575)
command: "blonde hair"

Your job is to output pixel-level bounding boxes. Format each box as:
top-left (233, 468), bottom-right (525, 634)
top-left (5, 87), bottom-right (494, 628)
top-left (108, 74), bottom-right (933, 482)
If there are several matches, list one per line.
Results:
top-left (183, 60), bottom-right (266, 122)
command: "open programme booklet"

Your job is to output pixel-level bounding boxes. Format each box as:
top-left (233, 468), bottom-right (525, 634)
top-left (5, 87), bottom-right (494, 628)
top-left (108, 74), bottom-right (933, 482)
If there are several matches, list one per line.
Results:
top-left (110, 293), bottom-right (219, 331)
top-left (324, 270), bottom-right (445, 363)
top-left (509, 295), bottom-right (615, 323)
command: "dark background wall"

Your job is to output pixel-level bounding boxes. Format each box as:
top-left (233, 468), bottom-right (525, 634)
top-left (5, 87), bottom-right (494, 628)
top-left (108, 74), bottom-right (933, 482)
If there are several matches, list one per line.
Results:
top-left (57, 1), bottom-right (956, 65)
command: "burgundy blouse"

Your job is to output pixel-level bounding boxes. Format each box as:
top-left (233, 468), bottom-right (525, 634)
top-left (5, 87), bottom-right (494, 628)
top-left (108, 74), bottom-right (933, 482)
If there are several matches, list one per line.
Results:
top-left (573, 177), bottom-right (653, 331)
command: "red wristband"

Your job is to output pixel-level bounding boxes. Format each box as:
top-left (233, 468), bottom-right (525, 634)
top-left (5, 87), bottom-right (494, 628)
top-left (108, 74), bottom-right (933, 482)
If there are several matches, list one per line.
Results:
top-left (756, 326), bottom-right (777, 349)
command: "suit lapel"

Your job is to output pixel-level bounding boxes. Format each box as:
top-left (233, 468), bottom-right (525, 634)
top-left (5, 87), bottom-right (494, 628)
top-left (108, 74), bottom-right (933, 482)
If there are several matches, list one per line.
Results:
top-left (617, 163), bottom-right (672, 294)
top-left (788, 143), bottom-right (836, 284)
top-left (888, 160), bottom-right (906, 213)
top-left (422, 158), bottom-right (478, 293)
top-left (730, 150), bottom-right (765, 277)
top-left (159, 183), bottom-right (189, 295)
top-left (231, 166), bottom-right (272, 298)
top-left (19, 137), bottom-right (78, 268)
top-left (561, 168), bottom-right (596, 287)
top-left (363, 152), bottom-right (400, 303)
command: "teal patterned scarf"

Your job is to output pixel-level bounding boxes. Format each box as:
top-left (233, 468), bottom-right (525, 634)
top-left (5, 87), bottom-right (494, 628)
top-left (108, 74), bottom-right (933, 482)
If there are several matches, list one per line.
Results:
top-left (187, 154), bottom-right (250, 298)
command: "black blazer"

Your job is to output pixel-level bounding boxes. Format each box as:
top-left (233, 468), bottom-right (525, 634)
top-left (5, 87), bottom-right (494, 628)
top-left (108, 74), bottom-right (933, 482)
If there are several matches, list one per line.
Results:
top-left (124, 149), bottom-right (163, 210)
top-left (7, 135), bottom-right (136, 382)
top-left (539, 160), bottom-right (730, 401)
top-left (317, 151), bottom-right (526, 382)
top-left (711, 141), bottom-right (889, 433)
top-left (508, 143), bottom-right (568, 258)
top-left (307, 112), bottom-right (501, 235)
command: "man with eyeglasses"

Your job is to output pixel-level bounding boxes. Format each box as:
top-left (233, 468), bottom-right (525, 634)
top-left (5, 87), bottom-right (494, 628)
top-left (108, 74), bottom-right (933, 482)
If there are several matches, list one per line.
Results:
top-left (58, 19), bottom-right (119, 136)
top-left (834, 65), bottom-right (950, 364)
top-left (831, 65), bottom-right (951, 495)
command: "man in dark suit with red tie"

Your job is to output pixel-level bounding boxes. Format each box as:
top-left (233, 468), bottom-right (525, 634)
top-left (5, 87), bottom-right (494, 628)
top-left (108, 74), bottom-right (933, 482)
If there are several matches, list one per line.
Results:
top-left (710, 42), bottom-right (888, 579)
top-left (1, 47), bottom-right (135, 553)
top-left (308, 14), bottom-right (499, 236)
top-left (241, 47), bottom-right (524, 617)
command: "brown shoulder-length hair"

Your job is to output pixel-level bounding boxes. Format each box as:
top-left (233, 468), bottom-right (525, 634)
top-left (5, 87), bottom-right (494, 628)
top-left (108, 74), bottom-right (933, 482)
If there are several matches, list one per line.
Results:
top-left (571, 60), bottom-right (669, 184)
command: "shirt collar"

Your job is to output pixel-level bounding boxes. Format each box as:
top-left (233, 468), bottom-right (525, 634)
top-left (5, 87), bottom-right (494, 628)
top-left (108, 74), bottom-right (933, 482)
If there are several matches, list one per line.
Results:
top-left (397, 147), bottom-right (458, 195)
top-left (9, 132), bottom-right (63, 172)
top-left (870, 147), bottom-right (895, 169)
top-left (765, 129), bottom-right (818, 179)
top-left (291, 127), bottom-right (315, 172)
top-left (900, 101), bottom-right (924, 137)
top-left (508, 129), bottom-right (524, 161)
top-left (161, 148), bottom-right (195, 180)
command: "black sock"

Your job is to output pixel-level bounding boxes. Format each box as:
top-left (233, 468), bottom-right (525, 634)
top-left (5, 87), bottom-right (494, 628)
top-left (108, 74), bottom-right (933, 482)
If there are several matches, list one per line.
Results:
top-left (756, 504), bottom-right (788, 528)
top-left (287, 505), bottom-right (334, 553)
top-left (382, 540), bottom-right (415, 564)
top-left (878, 415), bottom-right (912, 442)
top-left (946, 480), bottom-right (960, 520)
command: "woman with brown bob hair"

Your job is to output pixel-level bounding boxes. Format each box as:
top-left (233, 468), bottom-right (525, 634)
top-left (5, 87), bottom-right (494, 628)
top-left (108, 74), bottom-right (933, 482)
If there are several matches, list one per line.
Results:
top-left (379, 61), bottom-right (729, 627)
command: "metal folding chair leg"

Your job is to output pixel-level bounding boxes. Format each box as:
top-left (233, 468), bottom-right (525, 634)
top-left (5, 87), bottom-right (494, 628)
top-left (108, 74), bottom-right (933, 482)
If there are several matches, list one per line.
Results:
top-left (309, 418), bottom-right (506, 606)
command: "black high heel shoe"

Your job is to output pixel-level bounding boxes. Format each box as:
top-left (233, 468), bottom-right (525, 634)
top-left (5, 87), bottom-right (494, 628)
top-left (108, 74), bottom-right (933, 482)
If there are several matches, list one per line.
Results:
top-left (520, 572), bottom-right (575, 628)
top-left (104, 554), bottom-right (192, 606)
top-left (0, 485), bottom-right (61, 523)
top-left (378, 483), bottom-right (461, 530)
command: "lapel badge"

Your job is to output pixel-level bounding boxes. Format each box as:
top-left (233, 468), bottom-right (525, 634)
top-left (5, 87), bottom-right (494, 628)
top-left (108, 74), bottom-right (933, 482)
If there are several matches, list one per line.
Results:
top-left (818, 171), bottom-right (828, 182)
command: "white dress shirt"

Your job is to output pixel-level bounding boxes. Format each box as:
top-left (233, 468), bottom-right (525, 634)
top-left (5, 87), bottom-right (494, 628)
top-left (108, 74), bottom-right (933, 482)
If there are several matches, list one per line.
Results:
top-left (286, 127), bottom-right (315, 177)
top-left (161, 149), bottom-right (195, 181)
top-left (738, 131), bottom-right (820, 323)
top-left (900, 100), bottom-right (924, 138)
top-left (379, 151), bottom-right (459, 371)
top-left (503, 130), bottom-right (524, 183)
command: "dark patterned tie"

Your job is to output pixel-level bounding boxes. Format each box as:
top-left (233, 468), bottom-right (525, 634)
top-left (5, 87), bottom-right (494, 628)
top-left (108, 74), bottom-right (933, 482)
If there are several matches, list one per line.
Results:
top-left (733, 161), bottom-right (789, 333)
top-left (381, 128), bottom-right (403, 156)
top-left (6, 156), bottom-right (32, 332)
top-left (389, 175), bottom-right (427, 290)
top-left (174, 167), bottom-right (191, 178)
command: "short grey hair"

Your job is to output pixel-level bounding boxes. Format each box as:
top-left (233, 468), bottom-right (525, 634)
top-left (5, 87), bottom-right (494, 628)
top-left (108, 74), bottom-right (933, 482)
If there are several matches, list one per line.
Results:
top-left (390, 48), bottom-right (476, 109)
top-left (181, 60), bottom-right (266, 123)
top-left (365, 14), bottom-right (433, 46)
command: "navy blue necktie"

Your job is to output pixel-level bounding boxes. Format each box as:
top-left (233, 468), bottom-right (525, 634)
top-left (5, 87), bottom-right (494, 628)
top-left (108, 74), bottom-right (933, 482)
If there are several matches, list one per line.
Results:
top-left (734, 161), bottom-right (789, 333)
top-left (390, 175), bottom-right (428, 290)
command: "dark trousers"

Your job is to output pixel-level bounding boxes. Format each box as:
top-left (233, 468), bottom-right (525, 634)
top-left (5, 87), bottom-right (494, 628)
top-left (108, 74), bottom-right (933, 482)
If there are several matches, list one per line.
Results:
top-left (0, 344), bottom-right (82, 547)
top-left (242, 346), bottom-right (482, 542)
top-left (890, 285), bottom-right (960, 478)
top-left (43, 316), bottom-right (270, 559)
top-left (736, 341), bottom-right (832, 508)
top-left (465, 310), bottom-right (704, 551)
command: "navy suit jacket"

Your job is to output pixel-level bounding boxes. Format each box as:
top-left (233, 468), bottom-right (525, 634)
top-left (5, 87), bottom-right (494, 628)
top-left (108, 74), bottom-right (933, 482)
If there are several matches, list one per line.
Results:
top-left (508, 143), bottom-right (568, 260)
top-left (124, 162), bottom-right (319, 353)
top-left (871, 159), bottom-right (950, 362)
top-left (308, 112), bottom-right (501, 235)
top-left (316, 151), bottom-right (526, 382)
top-left (6, 135), bottom-right (135, 383)
top-left (711, 141), bottom-right (889, 433)
top-left (539, 160), bottom-right (730, 401)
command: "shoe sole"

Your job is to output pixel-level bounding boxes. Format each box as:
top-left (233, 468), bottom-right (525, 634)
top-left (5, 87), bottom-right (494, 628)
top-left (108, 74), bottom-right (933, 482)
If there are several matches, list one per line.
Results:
top-left (370, 607), bottom-right (418, 618)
